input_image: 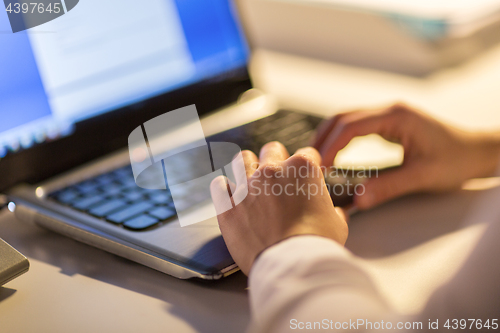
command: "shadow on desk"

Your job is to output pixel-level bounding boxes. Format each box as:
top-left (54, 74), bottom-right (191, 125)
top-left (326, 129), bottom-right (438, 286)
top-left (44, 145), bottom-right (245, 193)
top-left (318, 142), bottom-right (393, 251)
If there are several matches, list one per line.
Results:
top-left (0, 287), bottom-right (16, 303)
top-left (0, 211), bottom-right (250, 333)
top-left (347, 187), bottom-right (497, 258)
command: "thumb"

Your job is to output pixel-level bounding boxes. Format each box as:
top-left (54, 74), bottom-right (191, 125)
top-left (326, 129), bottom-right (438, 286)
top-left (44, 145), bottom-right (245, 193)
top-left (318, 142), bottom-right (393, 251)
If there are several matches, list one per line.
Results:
top-left (335, 207), bottom-right (349, 224)
top-left (354, 164), bottom-right (425, 209)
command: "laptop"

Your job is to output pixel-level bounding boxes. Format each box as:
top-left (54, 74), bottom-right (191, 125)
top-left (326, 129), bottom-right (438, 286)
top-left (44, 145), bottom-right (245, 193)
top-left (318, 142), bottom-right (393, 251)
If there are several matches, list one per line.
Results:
top-left (1, 0), bottom-right (325, 280)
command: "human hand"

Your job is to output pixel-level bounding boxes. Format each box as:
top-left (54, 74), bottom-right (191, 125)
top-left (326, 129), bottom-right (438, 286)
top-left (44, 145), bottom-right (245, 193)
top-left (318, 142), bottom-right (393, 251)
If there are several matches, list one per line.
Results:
top-left (314, 103), bottom-right (500, 209)
top-left (210, 142), bottom-right (348, 275)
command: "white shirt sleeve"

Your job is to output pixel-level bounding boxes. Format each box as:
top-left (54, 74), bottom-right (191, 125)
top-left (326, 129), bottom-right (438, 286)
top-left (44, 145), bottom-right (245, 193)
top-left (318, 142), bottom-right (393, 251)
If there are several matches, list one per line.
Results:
top-left (248, 235), bottom-right (394, 333)
top-left (247, 221), bottom-right (500, 333)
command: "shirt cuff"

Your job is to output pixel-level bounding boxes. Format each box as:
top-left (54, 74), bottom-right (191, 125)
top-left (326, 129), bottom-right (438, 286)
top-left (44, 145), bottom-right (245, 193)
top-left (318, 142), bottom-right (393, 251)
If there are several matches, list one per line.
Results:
top-left (248, 235), bottom-right (352, 321)
top-left (250, 235), bottom-right (350, 280)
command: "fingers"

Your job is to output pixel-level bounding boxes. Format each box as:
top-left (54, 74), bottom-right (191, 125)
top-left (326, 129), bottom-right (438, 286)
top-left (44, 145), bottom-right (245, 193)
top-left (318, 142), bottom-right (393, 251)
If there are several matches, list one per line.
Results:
top-left (210, 176), bottom-right (233, 215)
top-left (259, 141), bottom-right (290, 165)
top-left (318, 110), bottom-right (400, 167)
top-left (312, 113), bottom-right (345, 149)
top-left (293, 147), bottom-right (322, 167)
top-left (315, 104), bottom-right (414, 167)
top-left (335, 207), bottom-right (349, 224)
top-left (354, 163), bottom-right (425, 209)
top-left (239, 150), bottom-right (259, 179)
top-left (231, 150), bottom-right (255, 205)
top-left (231, 150), bottom-right (258, 189)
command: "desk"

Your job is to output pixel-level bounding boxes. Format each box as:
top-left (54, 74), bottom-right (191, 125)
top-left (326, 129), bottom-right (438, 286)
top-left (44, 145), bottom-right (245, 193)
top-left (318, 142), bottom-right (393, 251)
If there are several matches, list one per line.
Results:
top-left (2, 45), bottom-right (500, 332)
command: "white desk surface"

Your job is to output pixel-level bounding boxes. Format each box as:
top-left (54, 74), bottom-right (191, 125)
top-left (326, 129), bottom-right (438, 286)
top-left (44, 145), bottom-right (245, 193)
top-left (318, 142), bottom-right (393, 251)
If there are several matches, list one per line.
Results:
top-left (2, 45), bottom-right (500, 333)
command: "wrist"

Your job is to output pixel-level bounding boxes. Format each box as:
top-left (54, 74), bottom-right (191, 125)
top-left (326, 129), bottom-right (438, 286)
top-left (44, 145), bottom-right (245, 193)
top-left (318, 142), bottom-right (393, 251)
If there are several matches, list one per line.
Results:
top-left (282, 215), bottom-right (349, 246)
top-left (462, 131), bottom-right (500, 179)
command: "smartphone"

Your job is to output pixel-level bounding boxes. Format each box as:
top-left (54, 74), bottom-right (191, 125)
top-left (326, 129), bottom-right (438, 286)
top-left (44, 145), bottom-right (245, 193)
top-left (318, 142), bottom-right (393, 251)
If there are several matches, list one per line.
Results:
top-left (0, 238), bottom-right (29, 286)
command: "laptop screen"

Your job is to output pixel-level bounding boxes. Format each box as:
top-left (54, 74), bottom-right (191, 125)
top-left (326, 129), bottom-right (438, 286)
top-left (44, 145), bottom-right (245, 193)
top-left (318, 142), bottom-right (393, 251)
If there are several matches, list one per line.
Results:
top-left (0, 0), bottom-right (249, 159)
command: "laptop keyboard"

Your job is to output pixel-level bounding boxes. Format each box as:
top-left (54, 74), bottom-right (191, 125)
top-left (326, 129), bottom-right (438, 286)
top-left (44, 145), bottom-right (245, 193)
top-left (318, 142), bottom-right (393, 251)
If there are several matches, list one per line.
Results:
top-left (49, 110), bottom-right (322, 231)
top-left (49, 165), bottom-right (176, 231)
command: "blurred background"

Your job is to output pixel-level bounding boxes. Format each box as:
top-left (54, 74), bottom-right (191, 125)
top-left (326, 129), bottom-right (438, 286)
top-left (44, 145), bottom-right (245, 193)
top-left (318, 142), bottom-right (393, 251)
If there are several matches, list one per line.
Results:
top-left (238, 0), bottom-right (500, 76)
top-left (234, 0), bottom-right (500, 167)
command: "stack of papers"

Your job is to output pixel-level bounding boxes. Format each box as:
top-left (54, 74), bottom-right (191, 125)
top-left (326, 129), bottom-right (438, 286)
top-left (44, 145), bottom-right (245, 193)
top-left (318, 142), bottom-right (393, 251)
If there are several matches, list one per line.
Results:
top-left (305, 0), bottom-right (500, 39)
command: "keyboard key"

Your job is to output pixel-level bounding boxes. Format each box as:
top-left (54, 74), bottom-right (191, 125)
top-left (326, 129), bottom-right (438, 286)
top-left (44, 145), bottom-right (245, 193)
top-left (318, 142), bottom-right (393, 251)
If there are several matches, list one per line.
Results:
top-left (148, 192), bottom-right (171, 204)
top-left (89, 199), bottom-right (127, 217)
top-left (99, 183), bottom-right (125, 195)
top-left (274, 112), bottom-right (306, 128)
top-left (94, 174), bottom-right (115, 186)
top-left (124, 190), bottom-right (143, 201)
top-left (55, 190), bottom-right (79, 204)
top-left (72, 195), bottom-right (106, 210)
top-left (115, 177), bottom-right (137, 187)
top-left (106, 201), bottom-right (154, 224)
top-left (274, 121), bottom-right (309, 140)
top-left (123, 215), bottom-right (159, 230)
top-left (114, 167), bottom-right (133, 177)
top-left (149, 207), bottom-right (176, 220)
top-left (74, 181), bottom-right (99, 194)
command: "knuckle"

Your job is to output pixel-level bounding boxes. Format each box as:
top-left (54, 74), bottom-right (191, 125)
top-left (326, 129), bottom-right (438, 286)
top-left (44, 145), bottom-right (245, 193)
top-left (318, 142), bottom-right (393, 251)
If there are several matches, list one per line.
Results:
top-left (290, 153), bottom-right (310, 164)
top-left (259, 163), bottom-right (282, 177)
top-left (392, 101), bottom-right (409, 110)
top-left (288, 153), bottom-right (316, 168)
top-left (389, 102), bottom-right (411, 117)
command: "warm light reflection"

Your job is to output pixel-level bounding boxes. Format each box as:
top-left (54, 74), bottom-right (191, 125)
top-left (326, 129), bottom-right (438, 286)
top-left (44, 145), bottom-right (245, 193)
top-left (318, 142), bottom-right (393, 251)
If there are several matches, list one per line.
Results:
top-left (35, 187), bottom-right (44, 197)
